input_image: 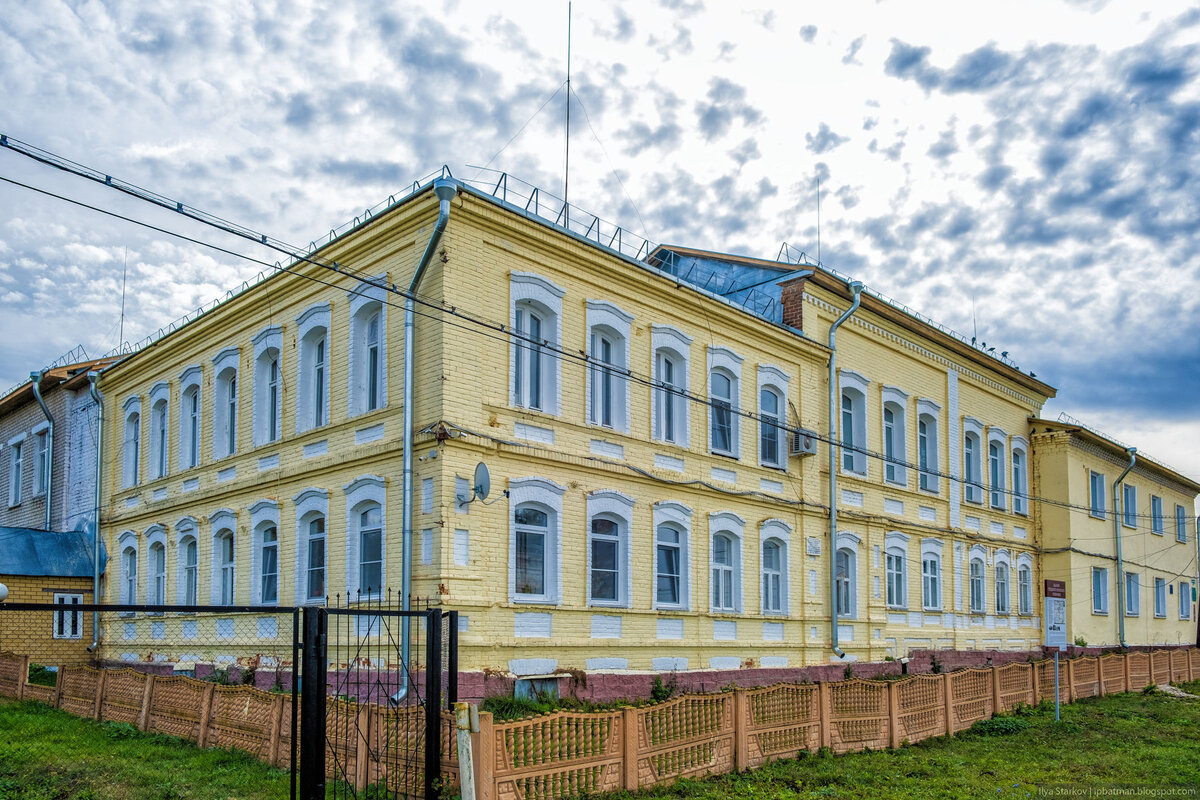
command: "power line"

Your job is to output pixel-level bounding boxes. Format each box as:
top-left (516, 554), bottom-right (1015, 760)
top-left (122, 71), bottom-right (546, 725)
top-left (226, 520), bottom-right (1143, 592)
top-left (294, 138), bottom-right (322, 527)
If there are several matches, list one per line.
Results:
top-left (2, 142), bottom-right (1196, 529)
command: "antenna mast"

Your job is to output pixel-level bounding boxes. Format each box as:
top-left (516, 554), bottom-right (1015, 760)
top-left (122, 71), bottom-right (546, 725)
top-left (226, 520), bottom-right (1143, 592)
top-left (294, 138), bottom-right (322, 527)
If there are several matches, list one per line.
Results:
top-left (564, 1), bottom-right (572, 217)
top-left (816, 178), bottom-right (821, 264)
top-left (118, 245), bottom-right (128, 349)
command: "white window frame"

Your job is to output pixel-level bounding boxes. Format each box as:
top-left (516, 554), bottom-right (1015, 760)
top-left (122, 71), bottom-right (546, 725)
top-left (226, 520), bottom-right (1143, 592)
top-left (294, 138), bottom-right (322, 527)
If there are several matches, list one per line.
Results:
top-left (148, 382), bottom-right (169, 481)
top-left (652, 326), bottom-right (692, 447)
top-left (838, 370), bottom-right (870, 476)
top-left (175, 517), bottom-right (199, 606)
top-left (760, 518), bottom-right (791, 616)
top-left (757, 365), bottom-right (790, 470)
top-left (834, 532), bottom-right (861, 619)
top-left (1154, 577), bottom-right (1167, 618)
top-left (32, 426), bottom-right (49, 496)
top-left (1092, 566), bottom-right (1109, 614)
top-left (1151, 495), bottom-right (1164, 534)
top-left (962, 417), bottom-right (983, 504)
top-left (178, 366), bottom-right (202, 470)
top-left (348, 278), bottom-right (389, 418)
top-left (1011, 438), bottom-right (1029, 515)
top-left (708, 347), bottom-right (744, 458)
top-left (881, 386), bottom-right (908, 487)
top-left (994, 550), bottom-right (1011, 615)
top-left (916, 400), bottom-right (941, 494)
top-left (708, 511), bottom-right (744, 614)
top-left (1089, 471), bottom-right (1106, 519)
top-left (122, 397), bottom-right (141, 489)
top-left (968, 550), bottom-right (986, 614)
top-left (249, 499), bottom-right (281, 605)
top-left (344, 475), bottom-right (387, 599)
top-left (1124, 571), bottom-right (1140, 617)
top-left (510, 273), bottom-right (564, 416)
top-left (1181, 581), bottom-right (1192, 620)
top-left (1176, 505), bottom-right (1188, 543)
top-left (144, 525), bottom-right (167, 606)
top-left (585, 300), bottom-right (633, 433)
top-left (296, 303), bottom-right (331, 433)
top-left (921, 538), bottom-right (943, 611)
top-left (53, 592), bottom-right (84, 639)
top-left (508, 477), bottom-right (565, 605)
top-left (987, 428), bottom-right (1008, 511)
top-left (653, 501), bottom-right (693, 611)
top-left (586, 490), bottom-right (634, 608)
top-left (293, 488), bottom-right (330, 605)
top-left (7, 434), bottom-right (24, 507)
top-left (1122, 483), bottom-right (1137, 529)
top-left (1017, 554), bottom-right (1033, 615)
top-left (252, 326), bottom-right (283, 446)
top-left (209, 508), bottom-right (237, 606)
top-left (211, 348), bottom-right (240, 460)
top-left (884, 531), bottom-right (909, 609)
top-left (118, 530), bottom-right (138, 606)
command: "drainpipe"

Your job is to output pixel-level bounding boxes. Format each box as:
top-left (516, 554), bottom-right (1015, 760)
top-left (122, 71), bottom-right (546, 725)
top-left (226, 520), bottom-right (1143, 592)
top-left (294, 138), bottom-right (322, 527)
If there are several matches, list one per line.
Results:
top-left (399, 179), bottom-right (457, 697)
top-left (828, 280), bottom-right (864, 659)
top-left (1112, 447), bottom-right (1136, 649)
top-left (87, 371), bottom-right (103, 651)
top-left (28, 371), bottom-right (54, 532)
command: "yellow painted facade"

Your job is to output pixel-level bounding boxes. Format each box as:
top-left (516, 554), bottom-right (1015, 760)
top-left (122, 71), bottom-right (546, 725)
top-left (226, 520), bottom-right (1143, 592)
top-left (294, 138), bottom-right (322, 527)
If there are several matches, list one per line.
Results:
top-left (94, 179), bottom-right (1198, 677)
top-left (1034, 420), bottom-right (1199, 647)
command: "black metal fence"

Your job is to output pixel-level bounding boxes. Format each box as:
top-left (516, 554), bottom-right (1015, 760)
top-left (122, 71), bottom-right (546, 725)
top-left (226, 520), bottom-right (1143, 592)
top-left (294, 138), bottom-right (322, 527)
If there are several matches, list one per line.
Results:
top-left (0, 599), bottom-right (458, 800)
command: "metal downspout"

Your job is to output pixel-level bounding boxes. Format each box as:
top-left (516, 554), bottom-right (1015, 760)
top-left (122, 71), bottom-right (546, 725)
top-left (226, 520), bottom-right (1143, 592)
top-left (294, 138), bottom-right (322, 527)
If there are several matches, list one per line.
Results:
top-left (87, 371), bottom-right (103, 651)
top-left (828, 281), bottom-right (864, 659)
top-left (1112, 447), bottom-right (1136, 648)
top-left (399, 179), bottom-right (457, 698)
top-left (28, 371), bottom-right (53, 532)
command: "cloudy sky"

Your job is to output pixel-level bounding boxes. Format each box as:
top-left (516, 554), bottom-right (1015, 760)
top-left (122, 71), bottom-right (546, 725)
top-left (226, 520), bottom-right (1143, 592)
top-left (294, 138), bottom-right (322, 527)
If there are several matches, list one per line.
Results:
top-left (1, 0), bottom-right (1198, 483)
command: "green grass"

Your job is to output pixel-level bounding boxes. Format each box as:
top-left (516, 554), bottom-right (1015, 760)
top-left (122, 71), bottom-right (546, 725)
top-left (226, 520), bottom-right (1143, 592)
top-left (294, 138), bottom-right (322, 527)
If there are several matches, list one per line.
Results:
top-left (0, 700), bottom-right (291, 799)
top-left (603, 684), bottom-right (1200, 800)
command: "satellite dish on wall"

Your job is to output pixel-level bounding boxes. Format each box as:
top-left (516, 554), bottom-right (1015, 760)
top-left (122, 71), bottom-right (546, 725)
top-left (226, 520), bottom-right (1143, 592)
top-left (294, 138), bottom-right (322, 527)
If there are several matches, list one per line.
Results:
top-left (473, 462), bottom-right (491, 503)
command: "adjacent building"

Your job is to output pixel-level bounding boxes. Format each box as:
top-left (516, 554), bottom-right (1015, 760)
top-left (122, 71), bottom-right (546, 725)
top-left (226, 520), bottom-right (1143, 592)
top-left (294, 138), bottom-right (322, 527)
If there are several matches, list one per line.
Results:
top-left (86, 174), bottom-right (1198, 681)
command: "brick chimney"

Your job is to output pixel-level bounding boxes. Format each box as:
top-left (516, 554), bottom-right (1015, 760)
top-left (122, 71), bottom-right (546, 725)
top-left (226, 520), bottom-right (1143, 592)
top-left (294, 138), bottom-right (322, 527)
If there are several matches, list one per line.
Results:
top-left (780, 275), bottom-right (808, 330)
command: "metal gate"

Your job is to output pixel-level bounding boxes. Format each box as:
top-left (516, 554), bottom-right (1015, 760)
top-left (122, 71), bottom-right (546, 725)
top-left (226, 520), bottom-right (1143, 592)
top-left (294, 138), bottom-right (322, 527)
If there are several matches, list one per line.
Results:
top-left (298, 602), bottom-right (459, 800)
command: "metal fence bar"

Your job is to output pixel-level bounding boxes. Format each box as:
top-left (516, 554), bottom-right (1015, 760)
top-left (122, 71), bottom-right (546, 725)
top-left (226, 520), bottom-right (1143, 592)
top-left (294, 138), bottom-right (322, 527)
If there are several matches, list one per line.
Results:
top-left (424, 609), bottom-right (442, 800)
top-left (299, 606), bottom-right (327, 800)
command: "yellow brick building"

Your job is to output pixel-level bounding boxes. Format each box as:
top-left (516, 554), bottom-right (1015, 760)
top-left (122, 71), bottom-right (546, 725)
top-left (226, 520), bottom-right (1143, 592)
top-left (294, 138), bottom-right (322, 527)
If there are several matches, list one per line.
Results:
top-left (91, 175), bottom-right (1196, 679)
top-left (1034, 418), bottom-right (1199, 648)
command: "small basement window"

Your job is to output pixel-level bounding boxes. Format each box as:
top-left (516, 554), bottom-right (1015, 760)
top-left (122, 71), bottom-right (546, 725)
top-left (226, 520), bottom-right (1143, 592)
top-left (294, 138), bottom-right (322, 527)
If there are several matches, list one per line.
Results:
top-left (514, 676), bottom-right (561, 701)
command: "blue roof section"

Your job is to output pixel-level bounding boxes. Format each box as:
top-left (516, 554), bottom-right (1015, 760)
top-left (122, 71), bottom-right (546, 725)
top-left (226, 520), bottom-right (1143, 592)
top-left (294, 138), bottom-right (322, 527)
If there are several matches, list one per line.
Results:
top-left (0, 527), bottom-right (105, 578)
top-left (652, 249), bottom-right (802, 326)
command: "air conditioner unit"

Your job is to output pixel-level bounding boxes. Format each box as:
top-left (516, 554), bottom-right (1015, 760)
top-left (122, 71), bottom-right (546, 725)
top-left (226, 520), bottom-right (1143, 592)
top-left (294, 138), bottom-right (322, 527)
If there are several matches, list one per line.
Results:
top-left (789, 428), bottom-right (818, 457)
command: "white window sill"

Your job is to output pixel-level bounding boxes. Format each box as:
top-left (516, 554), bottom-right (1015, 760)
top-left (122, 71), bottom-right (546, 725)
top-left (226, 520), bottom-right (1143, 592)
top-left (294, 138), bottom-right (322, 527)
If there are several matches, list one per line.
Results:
top-left (839, 469), bottom-right (868, 479)
top-left (918, 486), bottom-right (940, 496)
top-left (1093, 610), bottom-right (1108, 616)
top-left (922, 606), bottom-right (942, 613)
top-left (1089, 512), bottom-right (1106, 520)
top-left (884, 478), bottom-right (908, 489)
top-left (759, 461), bottom-right (788, 472)
top-left (886, 605), bottom-right (907, 612)
top-left (587, 600), bottom-right (629, 610)
top-left (512, 595), bottom-right (558, 606)
top-left (990, 504), bottom-right (1007, 512)
top-left (1122, 522), bottom-right (1137, 530)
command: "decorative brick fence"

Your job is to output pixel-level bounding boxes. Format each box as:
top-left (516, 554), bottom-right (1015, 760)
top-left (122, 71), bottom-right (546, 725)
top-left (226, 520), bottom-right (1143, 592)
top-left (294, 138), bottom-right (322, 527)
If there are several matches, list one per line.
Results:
top-left (2, 648), bottom-right (1198, 800)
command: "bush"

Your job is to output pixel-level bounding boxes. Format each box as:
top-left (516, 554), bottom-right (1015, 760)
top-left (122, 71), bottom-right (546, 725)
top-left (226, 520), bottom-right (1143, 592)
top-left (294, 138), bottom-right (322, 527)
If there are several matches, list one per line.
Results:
top-left (27, 664), bottom-right (57, 688)
top-left (1074, 636), bottom-right (1088, 647)
top-left (651, 674), bottom-right (676, 703)
top-left (967, 716), bottom-right (1031, 736)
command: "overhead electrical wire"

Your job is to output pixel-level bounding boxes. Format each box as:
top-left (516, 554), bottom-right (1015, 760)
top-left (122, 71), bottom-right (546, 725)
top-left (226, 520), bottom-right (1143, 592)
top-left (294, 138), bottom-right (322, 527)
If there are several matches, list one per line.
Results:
top-left (1, 139), bottom-right (1196, 530)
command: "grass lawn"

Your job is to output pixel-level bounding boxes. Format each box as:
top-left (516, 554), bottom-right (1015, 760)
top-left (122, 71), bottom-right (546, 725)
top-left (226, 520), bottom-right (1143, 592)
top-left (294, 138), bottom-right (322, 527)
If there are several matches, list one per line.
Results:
top-left (1, 683), bottom-right (1198, 799)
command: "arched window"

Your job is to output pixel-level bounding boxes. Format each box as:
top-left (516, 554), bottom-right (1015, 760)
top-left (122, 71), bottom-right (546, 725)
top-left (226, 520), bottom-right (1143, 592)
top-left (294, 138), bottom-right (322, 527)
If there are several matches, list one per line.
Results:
top-left (123, 401), bottom-right (141, 488)
top-left (1018, 561), bottom-right (1032, 615)
top-left (1011, 443), bottom-right (1028, 514)
top-left (885, 547), bottom-right (906, 608)
top-left (214, 529), bottom-right (235, 605)
top-left (365, 312), bottom-right (382, 410)
top-left (835, 548), bottom-right (856, 618)
top-left (179, 367), bottom-right (202, 470)
top-left (304, 515), bottom-right (326, 602)
top-left (358, 505), bottom-right (383, 597)
top-left (211, 348), bottom-right (240, 460)
top-left (917, 413), bottom-right (938, 492)
top-left (963, 427), bottom-right (983, 503)
top-left (711, 533), bottom-right (737, 612)
top-left (761, 539), bottom-right (784, 614)
top-left (296, 303), bottom-right (331, 432)
top-left (181, 536), bottom-right (198, 605)
top-left (121, 543), bottom-right (138, 605)
top-left (995, 561), bottom-right (1010, 614)
top-left (148, 541), bottom-right (166, 605)
top-left (585, 301), bottom-right (632, 433)
top-left (150, 390), bottom-right (169, 480)
top-left (988, 431), bottom-right (1007, 510)
top-left (259, 524), bottom-right (279, 604)
top-left (759, 387), bottom-right (783, 468)
top-left (656, 524), bottom-right (685, 607)
top-left (969, 558), bottom-right (986, 613)
top-left (653, 326), bottom-right (691, 446)
top-left (881, 387), bottom-right (908, 485)
top-left (589, 517), bottom-right (621, 603)
top-left (510, 274), bottom-right (564, 415)
top-left (922, 550), bottom-right (941, 610)
top-left (710, 370), bottom-right (735, 455)
top-left (514, 506), bottom-right (550, 598)
top-left (349, 285), bottom-right (387, 417)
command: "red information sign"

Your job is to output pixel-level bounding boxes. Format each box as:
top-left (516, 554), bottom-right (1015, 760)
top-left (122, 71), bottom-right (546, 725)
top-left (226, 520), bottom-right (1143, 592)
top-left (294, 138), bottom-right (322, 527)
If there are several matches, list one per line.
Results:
top-left (1044, 579), bottom-right (1066, 599)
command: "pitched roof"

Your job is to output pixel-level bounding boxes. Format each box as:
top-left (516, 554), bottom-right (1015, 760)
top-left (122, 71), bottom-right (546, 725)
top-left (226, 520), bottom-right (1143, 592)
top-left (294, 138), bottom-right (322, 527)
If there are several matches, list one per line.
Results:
top-left (0, 527), bottom-right (105, 578)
